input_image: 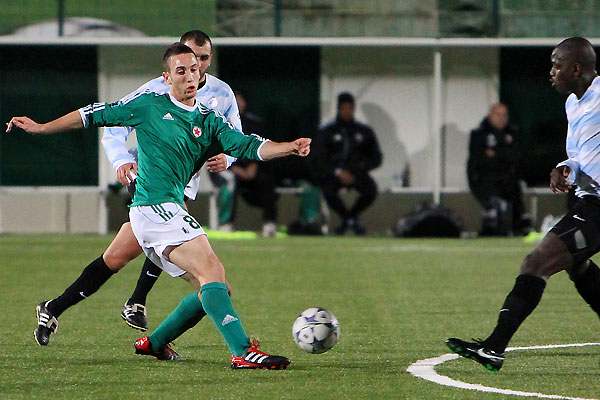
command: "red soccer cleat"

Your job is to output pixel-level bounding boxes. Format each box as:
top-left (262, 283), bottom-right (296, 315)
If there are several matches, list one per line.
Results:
top-left (134, 336), bottom-right (180, 361)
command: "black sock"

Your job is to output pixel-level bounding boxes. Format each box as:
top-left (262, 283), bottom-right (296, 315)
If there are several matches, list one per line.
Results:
top-left (47, 255), bottom-right (116, 318)
top-left (482, 274), bottom-right (546, 353)
top-left (571, 260), bottom-right (600, 317)
top-left (127, 257), bottom-right (162, 305)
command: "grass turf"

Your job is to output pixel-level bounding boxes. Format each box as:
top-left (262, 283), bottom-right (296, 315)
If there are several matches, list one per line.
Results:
top-left (0, 235), bottom-right (599, 399)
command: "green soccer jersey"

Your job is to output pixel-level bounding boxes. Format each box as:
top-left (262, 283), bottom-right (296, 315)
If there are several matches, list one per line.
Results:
top-left (80, 91), bottom-right (266, 207)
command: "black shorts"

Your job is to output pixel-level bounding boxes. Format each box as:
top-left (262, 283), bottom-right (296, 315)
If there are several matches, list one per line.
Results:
top-left (550, 196), bottom-right (600, 265)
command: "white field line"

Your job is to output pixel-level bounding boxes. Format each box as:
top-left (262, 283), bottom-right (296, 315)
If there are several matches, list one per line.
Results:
top-left (348, 244), bottom-right (529, 253)
top-left (228, 244), bottom-right (530, 253)
top-left (407, 343), bottom-right (600, 400)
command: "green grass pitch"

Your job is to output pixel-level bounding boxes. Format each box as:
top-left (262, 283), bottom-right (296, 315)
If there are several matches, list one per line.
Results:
top-left (1, 234), bottom-right (599, 399)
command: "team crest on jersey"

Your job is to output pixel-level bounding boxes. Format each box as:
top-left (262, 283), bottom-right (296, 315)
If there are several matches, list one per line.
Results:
top-left (207, 97), bottom-right (219, 108)
top-left (193, 126), bottom-right (202, 137)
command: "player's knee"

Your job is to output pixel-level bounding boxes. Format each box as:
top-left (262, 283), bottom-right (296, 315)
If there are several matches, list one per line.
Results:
top-left (520, 251), bottom-right (546, 276)
top-left (206, 254), bottom-right (225, 275)
top-left (187, 253), bottom-right (225, 283)
top-left (520, 250), bottom-right (563, 278)
top-left (103, 249), bottom-right (133, 271)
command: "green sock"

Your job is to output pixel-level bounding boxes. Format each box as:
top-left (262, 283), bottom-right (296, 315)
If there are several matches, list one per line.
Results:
top-left (148, 292), bottom-right (206, 350)
top-left (298, 180), bottom-right (320, 222)
top-left (218, 185), bottom-right (233, 225)
top-left (200, 282), bottom-right (249, 356)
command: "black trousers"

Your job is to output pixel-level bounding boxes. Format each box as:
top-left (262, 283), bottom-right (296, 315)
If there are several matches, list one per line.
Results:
top-left (320, 173), bottom-right (377, 219)
top-left (470, 177), bottom-right (524, 234)
top-left (233, 170), bottom-right (278, 223)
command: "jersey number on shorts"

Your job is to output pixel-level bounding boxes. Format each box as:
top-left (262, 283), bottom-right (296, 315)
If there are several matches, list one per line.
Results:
top-left (183, 215), bottom-right (201, 229)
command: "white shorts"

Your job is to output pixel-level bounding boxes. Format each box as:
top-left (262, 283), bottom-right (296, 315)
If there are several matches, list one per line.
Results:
top-left (129, 202), bottom-right (206, 277)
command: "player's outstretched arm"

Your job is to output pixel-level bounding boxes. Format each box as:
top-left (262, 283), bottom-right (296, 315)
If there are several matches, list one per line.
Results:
top-left (6, 111), bottom-right (83, 135)
top-left (259, 138), bottom-right (311, 161)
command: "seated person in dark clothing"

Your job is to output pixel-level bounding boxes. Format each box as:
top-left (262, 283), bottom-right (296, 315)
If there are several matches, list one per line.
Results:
top-left (231, 159), bottom-right (279, 237)
top-left (227, 90), bottom-right (278, 236)
top-left (311, 92), bottom-right (383, 235)
top-left (467, 103), bottom-right (525, 236)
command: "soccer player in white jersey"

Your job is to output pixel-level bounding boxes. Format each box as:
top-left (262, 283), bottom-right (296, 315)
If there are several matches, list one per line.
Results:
top-left (7, 42), bottom-right (310, 369)
top-left (447, 37), bottom-right (600, 372)
top-left (102, 30), bottom-right (241, 331)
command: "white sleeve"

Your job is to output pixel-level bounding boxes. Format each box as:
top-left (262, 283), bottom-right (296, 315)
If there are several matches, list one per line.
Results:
top-left (224, 97), bottom-right (242, 133)
top-left (556, 159), bottom-right (579, 185)
top-left (221, 86), bottom-right (241, 166)
top-left (556, 127), bottom-right (579, 185)
top-left (225, 155), bottom-right (236, 168)
top-left (100, 76), bottom-right (167, 171)
top-left (184, 172), bottom-right (201, 200)
top-left (101, 126), bottom-right (136, 171)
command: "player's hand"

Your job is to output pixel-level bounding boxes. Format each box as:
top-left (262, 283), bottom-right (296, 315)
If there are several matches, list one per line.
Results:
top-left (206, 153), bottom-right (228, 173)
top-left (549, 166), bottom-right (571, 193)
top-left (290, 138), bottom-right (311, 157)
top-left (117, 162), bottom-right (138, 186)
top-left (6, 116), bottom-right (43, 134)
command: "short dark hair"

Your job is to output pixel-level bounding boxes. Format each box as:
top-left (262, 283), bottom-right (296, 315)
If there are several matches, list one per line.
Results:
top-left (556, 36), bottom-right (596, 68)
top-left (179, 30), bottom-right (212, 47)
top-left (162, 42), bottom-right (196, 72)
top-left (337, 92), bottom-right (355, 108)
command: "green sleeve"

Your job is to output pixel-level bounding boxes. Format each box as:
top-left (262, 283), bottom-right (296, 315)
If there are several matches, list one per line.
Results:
top-left (207, 110), bottom-right (266, 160)
top-left (79, 95), bottom-right (148, 128)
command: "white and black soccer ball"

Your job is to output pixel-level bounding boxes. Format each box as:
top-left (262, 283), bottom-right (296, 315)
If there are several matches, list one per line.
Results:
top-left (292, 307), bottom-right (340, 354)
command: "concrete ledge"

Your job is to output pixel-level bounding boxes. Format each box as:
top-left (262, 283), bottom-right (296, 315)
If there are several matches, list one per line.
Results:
top-left (0, 188), bottom-right (567, 234)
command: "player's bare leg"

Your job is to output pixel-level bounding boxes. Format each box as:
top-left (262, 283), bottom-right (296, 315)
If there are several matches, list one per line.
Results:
top-left (102, 222), bottom-right (156, 331)
top-left (136, 235), bottom-right (290, 368)
top-left (104, 222), bottom-right (144, 270)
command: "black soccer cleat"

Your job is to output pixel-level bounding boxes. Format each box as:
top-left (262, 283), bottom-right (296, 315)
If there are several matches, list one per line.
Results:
top-left (446, 337), bottom-right (504, 372)
top-left (121, 302), bottom-right (148, 331)
top-left (231, 339), bottom-right (291, 370)
top-left (34, 301), bottom-right (59, 346)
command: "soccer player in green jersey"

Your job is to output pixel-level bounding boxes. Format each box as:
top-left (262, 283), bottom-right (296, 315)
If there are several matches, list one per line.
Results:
top-left (7, 43), bottom-right (310, 369)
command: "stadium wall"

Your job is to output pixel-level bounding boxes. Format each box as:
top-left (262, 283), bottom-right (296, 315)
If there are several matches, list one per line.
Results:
top-left (320, 46), bottom-right (499, 190)
top-left (0, 39), bottom-right (569, 234)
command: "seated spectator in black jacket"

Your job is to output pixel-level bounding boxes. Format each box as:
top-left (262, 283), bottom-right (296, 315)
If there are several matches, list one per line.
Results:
top-left (228, 90), bottom-right (279, 237)
top-left (312, 92), bottom-right (382, 235)
top-left (467, 103), bottom-right (525, 236)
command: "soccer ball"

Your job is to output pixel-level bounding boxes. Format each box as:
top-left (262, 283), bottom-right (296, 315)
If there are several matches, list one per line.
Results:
top-left (292, 307), bottom-right (340, 354)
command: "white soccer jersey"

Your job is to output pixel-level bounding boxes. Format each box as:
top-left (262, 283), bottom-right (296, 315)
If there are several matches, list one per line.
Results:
top-left (102, 73), bottom-right (241, 199)
top-left (557, 76), bottom-right (600, 197)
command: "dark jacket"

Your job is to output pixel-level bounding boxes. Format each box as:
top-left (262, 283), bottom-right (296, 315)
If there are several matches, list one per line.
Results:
top-left (235, 110), bottom-right (265, 168)
top-left (312, 117), bottom-right (382, 180)
top-left (467, 117), bottom-right (519, 187)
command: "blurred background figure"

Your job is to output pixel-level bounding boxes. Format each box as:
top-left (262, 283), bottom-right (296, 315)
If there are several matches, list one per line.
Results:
top-left (467, 103), bottom-right (526, 236)
top-left (228, 90), bottom-right (279, 237)
top-left (312, 92), bottom-right (382, 235)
